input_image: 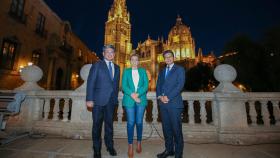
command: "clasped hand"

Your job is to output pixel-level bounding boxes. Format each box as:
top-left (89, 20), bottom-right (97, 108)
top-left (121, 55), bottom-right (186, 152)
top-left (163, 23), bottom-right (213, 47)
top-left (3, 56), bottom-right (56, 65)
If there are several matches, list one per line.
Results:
top-left (131, 93), bottom-right (140, 103)
top-left (160, 96), bottom-right (169, 104)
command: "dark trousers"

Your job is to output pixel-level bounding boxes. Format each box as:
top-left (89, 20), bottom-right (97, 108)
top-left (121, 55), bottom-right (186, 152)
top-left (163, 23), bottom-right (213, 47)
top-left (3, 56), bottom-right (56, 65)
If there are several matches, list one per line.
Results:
top-left (159, 105), bottom-right (184, 157)
top-left (92, 98), bottom-right (116, 151)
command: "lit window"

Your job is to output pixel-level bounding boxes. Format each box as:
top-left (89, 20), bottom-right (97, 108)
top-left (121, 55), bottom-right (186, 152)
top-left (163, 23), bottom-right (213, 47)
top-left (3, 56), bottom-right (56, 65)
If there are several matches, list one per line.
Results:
top-left (78, 49), bottom-right (82, 57)
top-left (32, 50), bottom-right (41, 65)
top-left (0, 40), bottom-right (17, 70)
top-left (181, 48), bottom-right (186, 58)
top-left (186, 48), bottom-right (190, 57)
top-left (157, 55), bottom-right (164, 62)
top-left (175, 49), bottom-right (180, 59)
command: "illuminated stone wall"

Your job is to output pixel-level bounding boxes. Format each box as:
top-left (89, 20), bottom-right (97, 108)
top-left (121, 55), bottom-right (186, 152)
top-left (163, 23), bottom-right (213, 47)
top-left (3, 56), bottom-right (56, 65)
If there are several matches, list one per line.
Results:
top-left (0, 0), bottom-right (98, 90)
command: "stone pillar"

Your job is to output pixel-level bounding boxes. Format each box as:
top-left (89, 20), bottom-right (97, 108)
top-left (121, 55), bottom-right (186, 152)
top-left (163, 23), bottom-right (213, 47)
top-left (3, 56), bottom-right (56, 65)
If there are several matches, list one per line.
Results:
top-left (73, 64), bottom-right (92, 123)
top-left (213, 64), bottom-right (240, 93)
top-left (9, 65), bottom-right (44, 132)
top-left (213, 64), bottom-right (249, 145)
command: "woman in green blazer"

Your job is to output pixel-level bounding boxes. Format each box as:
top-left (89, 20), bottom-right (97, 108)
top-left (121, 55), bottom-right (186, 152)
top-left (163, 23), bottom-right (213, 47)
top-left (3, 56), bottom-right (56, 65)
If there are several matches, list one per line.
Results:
top-left (122, 53), bottom-right (149, 158)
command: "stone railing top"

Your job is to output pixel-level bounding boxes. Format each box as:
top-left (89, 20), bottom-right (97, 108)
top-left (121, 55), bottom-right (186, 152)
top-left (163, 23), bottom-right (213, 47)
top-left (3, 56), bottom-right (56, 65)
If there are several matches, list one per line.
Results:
top-left (214, 64), bottom-right (237, 82)
top-left (80, 64), bottom-right (91, 81)
top-left (244, 92), bottom-right (280, 100)
top-left (75, 64), bottom-right (91, 92)
top-left (20, 65), bottom-right (43, 82)
top-left (2, 89), bottom-right (280, 102)
top-left (15, 65), bottom-right (44, 91)
top-left (213, 64), bottom-right (241, 93)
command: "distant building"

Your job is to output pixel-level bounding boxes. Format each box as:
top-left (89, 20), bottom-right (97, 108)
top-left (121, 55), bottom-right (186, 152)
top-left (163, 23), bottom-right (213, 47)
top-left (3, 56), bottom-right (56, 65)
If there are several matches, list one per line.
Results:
top-left (104, 0), bottom-right (219, 90)
top-left (133, 16), bottom-right (217, 90)
top-left (0, 0), bottom-right (99, 90)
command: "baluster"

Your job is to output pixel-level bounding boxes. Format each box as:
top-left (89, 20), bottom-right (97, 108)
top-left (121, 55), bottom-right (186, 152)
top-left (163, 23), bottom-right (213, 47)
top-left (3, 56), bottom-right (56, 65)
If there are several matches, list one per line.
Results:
top-left (248, 101), bottom-right (257, 126)
top-left (53, 98), bottom-right (60, 121)
top-left (261, 101), bottom-right (270, 126)
top-left (143, 109), bottom-right (147, 124)
top-left (152, 100), bottom-right (158, 123)
top-left (117, 102), bottom-right (123, 124)
top-left (44, 98), bottom-right (51, 120)
top-left (188, 100), bottom-right (194, 125)
top-left (200, 100), bottom-right (207, 125)
top-left (33, 98), bottom-right (43, 120)
top-left (212, 100), bottom-right (218, 126)
top-left (62, 98), bottom-right (70, 122)
top-left (272, 101), bottom-right (280, 126)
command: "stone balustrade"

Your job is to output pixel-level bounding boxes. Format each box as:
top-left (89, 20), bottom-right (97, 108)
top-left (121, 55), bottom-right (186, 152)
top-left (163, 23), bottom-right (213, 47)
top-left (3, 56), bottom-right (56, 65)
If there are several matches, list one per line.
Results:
top-left (245, 93), bottom-right (280, 127)
top-left (1, 64), bottom-right (280, 145)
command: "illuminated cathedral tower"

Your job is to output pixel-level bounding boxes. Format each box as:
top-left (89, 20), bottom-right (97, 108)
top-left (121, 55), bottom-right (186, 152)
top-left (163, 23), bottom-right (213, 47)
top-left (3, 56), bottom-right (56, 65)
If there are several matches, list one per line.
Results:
top-left (104, 0), bottom-right (132, 70)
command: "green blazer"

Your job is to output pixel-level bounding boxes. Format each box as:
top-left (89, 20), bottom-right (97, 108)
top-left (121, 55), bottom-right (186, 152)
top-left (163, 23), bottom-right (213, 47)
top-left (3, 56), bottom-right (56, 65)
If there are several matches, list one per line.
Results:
top-left (122, 67), bottom-right (149, 107)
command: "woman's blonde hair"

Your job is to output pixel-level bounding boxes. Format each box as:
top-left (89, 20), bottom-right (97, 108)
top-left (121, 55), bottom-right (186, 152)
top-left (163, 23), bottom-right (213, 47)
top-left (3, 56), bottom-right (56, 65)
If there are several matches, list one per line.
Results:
top-left (130, 53), bottom-right (139, 60)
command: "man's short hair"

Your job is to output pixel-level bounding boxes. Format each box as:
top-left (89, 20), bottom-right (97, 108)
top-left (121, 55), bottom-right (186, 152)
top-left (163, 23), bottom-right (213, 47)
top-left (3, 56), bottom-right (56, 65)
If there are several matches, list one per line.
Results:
top-left (163, 50), bottom-right (174, 58)
top-left (103, 44), bottom-right (115, 52)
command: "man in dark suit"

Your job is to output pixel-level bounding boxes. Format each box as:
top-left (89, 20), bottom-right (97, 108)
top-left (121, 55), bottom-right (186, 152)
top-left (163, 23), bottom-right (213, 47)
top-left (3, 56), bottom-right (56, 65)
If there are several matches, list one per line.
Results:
top-left (156, 50), bottom-right (185, 158)
top-left (86, 45), bottom-right (120, 158)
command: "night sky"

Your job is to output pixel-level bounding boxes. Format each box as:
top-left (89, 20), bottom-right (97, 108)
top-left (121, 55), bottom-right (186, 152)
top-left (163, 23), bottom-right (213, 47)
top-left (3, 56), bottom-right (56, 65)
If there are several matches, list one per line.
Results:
top-left (44, 0), bottom-right (280, 57)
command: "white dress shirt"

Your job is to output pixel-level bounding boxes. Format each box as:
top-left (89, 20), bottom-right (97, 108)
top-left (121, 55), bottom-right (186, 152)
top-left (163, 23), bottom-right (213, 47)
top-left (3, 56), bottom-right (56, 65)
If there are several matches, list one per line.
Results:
top-left (132, 68), bottom-right (139, 92)
top-left (104, 59), bottom-right (115, 78)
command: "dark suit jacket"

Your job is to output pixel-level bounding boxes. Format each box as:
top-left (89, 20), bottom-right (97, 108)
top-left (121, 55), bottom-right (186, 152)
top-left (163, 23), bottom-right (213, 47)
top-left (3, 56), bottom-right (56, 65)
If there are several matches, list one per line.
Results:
top-left (86, 60), bottom-right (120, 106)
top-left (156, 64), bottom-right (185, 108)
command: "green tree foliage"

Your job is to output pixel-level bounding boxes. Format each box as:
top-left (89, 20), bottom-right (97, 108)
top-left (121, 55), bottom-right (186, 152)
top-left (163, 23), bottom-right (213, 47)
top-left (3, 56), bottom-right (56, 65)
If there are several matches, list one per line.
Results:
top-left (222, 26), bottom-right (280, 91)
top-left (261, 26), bottom-right (280, 91)
top-left (185, 63), bottom-right (217, 91)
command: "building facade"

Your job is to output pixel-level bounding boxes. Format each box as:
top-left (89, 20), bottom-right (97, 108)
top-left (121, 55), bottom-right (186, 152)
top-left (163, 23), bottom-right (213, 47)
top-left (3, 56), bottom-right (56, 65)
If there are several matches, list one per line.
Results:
top-left (0, 0), bottom-right (98, 90)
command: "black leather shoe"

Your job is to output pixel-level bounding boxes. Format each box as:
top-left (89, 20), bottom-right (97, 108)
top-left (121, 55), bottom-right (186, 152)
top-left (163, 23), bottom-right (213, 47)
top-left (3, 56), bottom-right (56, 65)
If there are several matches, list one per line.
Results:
top-left (93, 151), bottom-right (101, 158)
top-left (157, 150), bottom-right (175, 158)
top-left (107, 147), bottom-right (117, 156)
top-left (175, 155), bottom-right (182, 158)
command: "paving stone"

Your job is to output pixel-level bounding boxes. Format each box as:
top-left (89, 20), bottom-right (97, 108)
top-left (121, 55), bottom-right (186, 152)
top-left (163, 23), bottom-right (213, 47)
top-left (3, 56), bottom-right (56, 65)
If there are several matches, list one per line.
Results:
top-left (0, 137), bottom-right (279, 158)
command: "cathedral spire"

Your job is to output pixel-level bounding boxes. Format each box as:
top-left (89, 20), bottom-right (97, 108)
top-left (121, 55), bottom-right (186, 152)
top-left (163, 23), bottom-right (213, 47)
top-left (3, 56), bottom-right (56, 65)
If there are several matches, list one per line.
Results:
top-left (108, 0), bottom-right (129, 21)
top-left (198, 48), bottom-right (203, 62)
top-left (176, 14), bottom-right (183, 25)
